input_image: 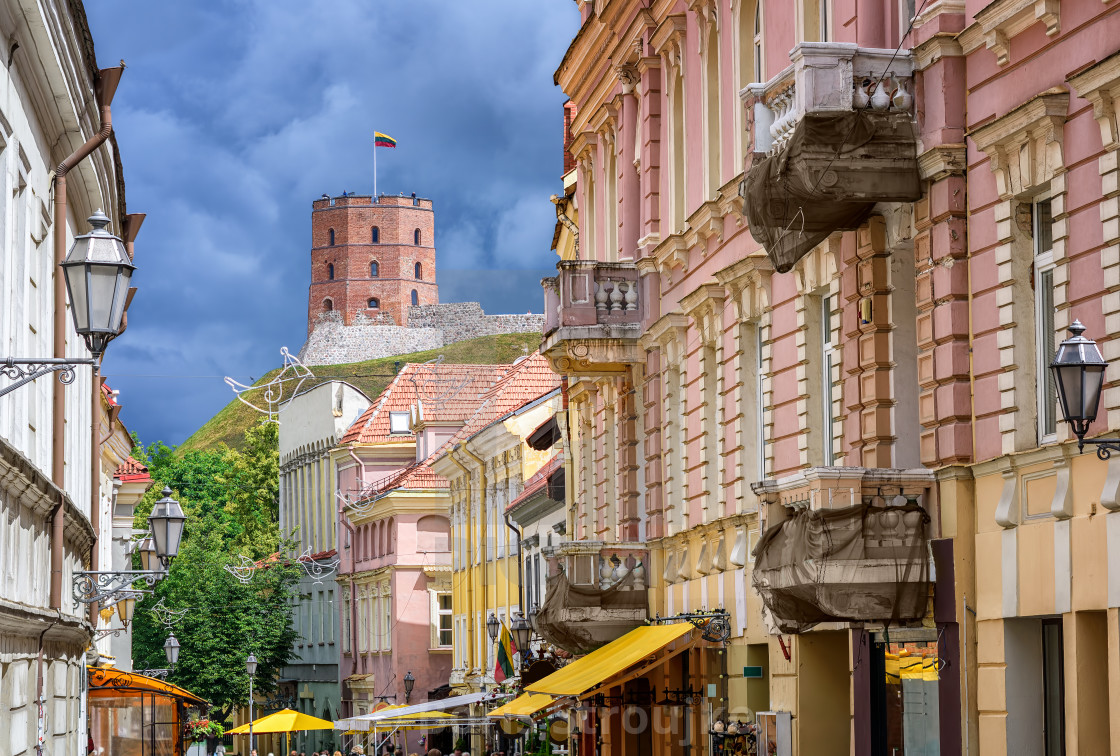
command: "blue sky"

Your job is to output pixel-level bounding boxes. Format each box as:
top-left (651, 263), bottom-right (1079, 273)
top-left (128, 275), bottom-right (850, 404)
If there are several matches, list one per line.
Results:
top-left (85, 2), bottom-right (579, 447)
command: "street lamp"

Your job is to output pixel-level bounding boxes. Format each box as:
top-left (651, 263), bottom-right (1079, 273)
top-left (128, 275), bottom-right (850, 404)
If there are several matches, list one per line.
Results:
top-left (0, 211), bottom-right (134, 398)
top-left (511, 612), bottom-right (532, 664)
top-left (60, 209), bottom-right (135, 358)
top-left (403, 671), bottom-right (415, 703)
top-left (73, 489), bottom-right (186, 606)
top-left (246, 653), bottom-right (258, 753)
top-left (486, 613), bottom-right (500, 642)
top-left (148, 488), bottom-right (187, 563)
top-left (1051, 320), bottom-right (1110, 453)
top-left (164, 633), bottom-right (180, 667)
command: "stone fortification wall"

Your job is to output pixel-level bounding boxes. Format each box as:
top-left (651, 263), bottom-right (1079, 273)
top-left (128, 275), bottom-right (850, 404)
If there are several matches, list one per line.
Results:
top-left (407, 302), bottom-right (545, 345)
top-left (298, 312), bottom-right (444, 366)
top-left (298, 304), bottom-right (544, 366)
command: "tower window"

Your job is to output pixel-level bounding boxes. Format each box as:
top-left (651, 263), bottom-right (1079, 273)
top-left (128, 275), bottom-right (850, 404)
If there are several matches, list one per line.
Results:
top-left (329, 228), bottom-right (335, 246)
top-left (411, 289), bottom-right (419, 306)
top-left (415, 262), bottom-right (423, 279)
top-left (327, 263), bottom-right (334, 280)
top-left (368, 298), bottom-right (380, 309)
top-left (324, 298), bottom-right (334, 312)
top-left (414, 228), bottom-right (421, 245)
top-left (372, 226), bottom-right (380, 244)
top-left (370, 261), bottom-right (379, 277)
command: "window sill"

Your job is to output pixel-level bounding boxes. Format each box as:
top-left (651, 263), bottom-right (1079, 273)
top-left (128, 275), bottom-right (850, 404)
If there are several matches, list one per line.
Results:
top-left (429, 647), bottom-right (453, 654)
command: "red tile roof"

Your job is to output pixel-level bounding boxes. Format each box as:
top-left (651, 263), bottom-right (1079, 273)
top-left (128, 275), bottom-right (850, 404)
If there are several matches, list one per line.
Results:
top-left (507, 453), bottom-right (563, 513)
top-left (347, 354), bottom-right (560, 504)
top-left (113, 456), bottom-right (150, 482)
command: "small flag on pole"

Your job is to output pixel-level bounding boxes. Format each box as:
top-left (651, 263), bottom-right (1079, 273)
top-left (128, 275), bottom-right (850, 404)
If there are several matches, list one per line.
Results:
top-left (374, 132), bottom-right (397, 148)
top-left (494, 620), bottom-right (517, 682)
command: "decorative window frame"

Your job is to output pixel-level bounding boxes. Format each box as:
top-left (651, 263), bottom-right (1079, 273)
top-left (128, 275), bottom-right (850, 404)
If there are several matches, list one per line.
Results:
top-left (640, 313), bottom-right (690, 536)
top-left (682, 284), bottom-right (728, 525)
top-left (793, 237), bottom-right (842, 468)
top-left (1069, 52), bottom-right (1120, 431)
top-left (970, 89), bottom-right (1070, 454)
top-left (715, 256), bottom-right (774, 504)
top-left (958, 0), bottom-right (1060, 67)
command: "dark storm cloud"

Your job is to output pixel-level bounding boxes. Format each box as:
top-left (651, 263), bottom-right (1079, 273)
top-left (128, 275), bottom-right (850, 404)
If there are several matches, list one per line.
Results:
top-left (85, 1), bottom-right (578, 446)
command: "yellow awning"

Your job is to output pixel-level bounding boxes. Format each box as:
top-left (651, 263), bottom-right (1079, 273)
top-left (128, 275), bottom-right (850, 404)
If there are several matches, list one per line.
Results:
top-left (488, 693), bottom-right (554, 718)
top-left (526, 623), bottom-right (694, 697)
top-left (228, 709), bottom-right (335, 734)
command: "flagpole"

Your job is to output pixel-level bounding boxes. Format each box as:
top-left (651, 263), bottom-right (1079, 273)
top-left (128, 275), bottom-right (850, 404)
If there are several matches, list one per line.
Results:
top-left (374, 143), bottom-right (378, 200)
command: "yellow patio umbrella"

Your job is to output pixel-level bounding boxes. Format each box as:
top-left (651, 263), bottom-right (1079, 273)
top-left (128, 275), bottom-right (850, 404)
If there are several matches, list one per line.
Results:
top-left (227, 708), bottom-right (335, 734)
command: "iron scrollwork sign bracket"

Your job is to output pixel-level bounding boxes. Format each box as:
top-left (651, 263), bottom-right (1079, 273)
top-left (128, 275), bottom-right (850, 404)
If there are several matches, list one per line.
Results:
top-left (0, 357), bottom-right (96, 398)
top-left (73, 570), bottom-right (162, 605)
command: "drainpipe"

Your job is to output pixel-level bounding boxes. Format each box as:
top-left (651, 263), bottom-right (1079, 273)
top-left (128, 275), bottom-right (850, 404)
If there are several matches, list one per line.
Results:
top-left (504, 512), bottom-right (524, 614)
top-left (50, 64), bottom-right (125, 610)
top-left (35, 614), bottom-right (60, 756)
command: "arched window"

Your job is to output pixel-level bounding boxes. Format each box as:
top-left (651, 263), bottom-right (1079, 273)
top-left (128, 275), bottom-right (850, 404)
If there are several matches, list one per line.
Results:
top-left (415, 262), bottom-right (423, 279)
top-left (370, 260), bottom-right (379, 277)
top-left (368, 298), bottom-right (380, 309)
top-left (411, 289), bottom-right (419, 306)
top-left (328, 228), bottom-right (335, 246)
top-left (323, 298), bottom-right (334, 312)
top-left (414, 228), bottom-right (421, 245)
top-left (327, 263), bottom-right (334, 280)
top-left (371, 226), bottom-right (380, 244)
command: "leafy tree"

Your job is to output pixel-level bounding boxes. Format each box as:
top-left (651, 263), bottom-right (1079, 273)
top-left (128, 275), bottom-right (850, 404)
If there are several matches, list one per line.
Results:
top-left (219, 421), bottom-right (281, 559)
top-left (129, 420), bottom-right (296, 722)
top-left (131, 509), bottom-right (300, 721)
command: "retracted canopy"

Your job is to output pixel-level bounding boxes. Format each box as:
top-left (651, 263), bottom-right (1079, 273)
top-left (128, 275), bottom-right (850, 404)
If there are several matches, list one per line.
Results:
top-left (488, 693), bottom-right (555, 718)
top-left (526, 623), bottom-right (693, 697)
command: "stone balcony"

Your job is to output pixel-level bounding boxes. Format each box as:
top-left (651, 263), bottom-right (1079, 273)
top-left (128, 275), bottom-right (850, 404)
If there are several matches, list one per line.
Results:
top-left (749, 467), bottom-right (936, 633)
top-left (540, 261), bottom-right (643, 376)
top-left (740, 42), bottom-right (922, 273)
top-left (533, 541), bottom-right (649, 655)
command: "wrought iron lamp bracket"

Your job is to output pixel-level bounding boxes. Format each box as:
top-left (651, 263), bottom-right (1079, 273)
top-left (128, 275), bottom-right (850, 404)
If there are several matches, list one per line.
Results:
top-left (73, 569), bottom-right (164, 605)
top-left (1076, 437), bottom-right (1120, 461)
top-left (0, 357), bottom-right (96, 398)
top-left (135, 669), bottom-right (170, 680)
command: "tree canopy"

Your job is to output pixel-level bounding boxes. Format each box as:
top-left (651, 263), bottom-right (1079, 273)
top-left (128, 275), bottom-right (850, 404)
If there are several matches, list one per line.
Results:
top-left (129, 421), bottom-right (297, 723)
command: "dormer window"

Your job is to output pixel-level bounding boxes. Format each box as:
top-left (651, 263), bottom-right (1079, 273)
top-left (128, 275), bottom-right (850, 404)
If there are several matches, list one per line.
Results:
top-left (389, 411), bottom-right (411, 435)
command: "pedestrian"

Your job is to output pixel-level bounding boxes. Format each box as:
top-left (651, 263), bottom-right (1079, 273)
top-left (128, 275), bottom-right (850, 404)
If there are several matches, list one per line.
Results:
top-left (426, 750), bottom-right (441, 756)
top-left (215, 745), bottom-right (225, 756)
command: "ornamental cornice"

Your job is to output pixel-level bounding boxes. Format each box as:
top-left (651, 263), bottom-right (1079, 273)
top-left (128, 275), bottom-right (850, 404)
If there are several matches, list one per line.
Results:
top-left (714, 255), bottom-right (774, 320)
top-left (639, 312), bottom-right (689, 356)
top-left (958, 0), bottom-right (1059, 66)
top-left (651, 231), bottom-right (689, 274)
top-left (650, 14), bottom-right (687, 74)
top-left (684, 200), bottom-right (725, 247)
top-left (1068, 50), bottom-right (1120, 152)
top-left (969, 88), bottom-right (1068, 199)
top-left (913, 32), bottom-right (964, 71)
top-left (917, 143), bottom-right (968, 180)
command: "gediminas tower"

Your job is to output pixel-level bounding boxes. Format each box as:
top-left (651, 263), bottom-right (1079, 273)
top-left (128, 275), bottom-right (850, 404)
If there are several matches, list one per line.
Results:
top-left (307, 193), bottom-right (439, 332)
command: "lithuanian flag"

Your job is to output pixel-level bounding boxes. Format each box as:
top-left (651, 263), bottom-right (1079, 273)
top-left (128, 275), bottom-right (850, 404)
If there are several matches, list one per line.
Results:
top-left (374, 131), bottom-right (397, 148)
top-left (494, 621), bottom-right (517, 682)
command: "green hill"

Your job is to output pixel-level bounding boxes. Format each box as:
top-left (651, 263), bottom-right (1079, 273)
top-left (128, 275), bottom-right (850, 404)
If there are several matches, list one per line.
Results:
top-left (178, 332), bottom-right (543, 453)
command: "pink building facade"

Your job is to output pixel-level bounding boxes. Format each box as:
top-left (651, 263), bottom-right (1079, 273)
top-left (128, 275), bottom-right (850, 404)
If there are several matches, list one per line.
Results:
top-left (544, 0), bottom-right (1120, 754)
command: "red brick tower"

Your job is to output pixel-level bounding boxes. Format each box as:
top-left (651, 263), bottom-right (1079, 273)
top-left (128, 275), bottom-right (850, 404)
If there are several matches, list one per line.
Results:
top-left (307, 193), bottom-right (439, 332)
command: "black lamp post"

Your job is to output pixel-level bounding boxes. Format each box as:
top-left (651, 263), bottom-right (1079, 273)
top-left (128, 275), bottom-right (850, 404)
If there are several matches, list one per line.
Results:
top-left (403, 670), bottom-right (415, 703)
top-left (246, 653), bottom-right (258, 753)
top-left (1051, 320), bottom-right (1117, 457)
top-left (486, 613), bottom-right (500, 641)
